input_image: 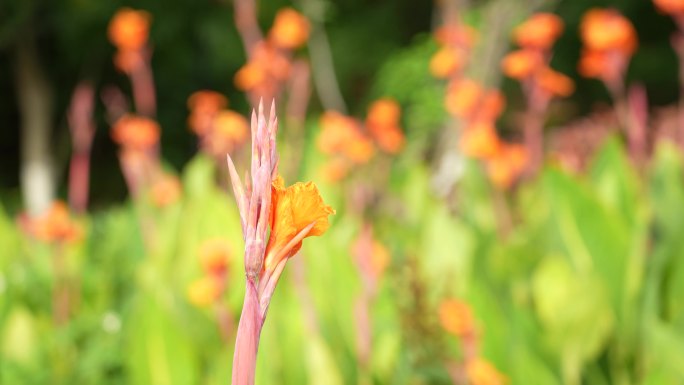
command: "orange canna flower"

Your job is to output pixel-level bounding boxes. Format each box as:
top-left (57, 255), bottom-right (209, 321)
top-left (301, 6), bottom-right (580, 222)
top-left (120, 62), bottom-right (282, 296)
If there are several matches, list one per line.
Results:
top-left (318, 111), bottom-right (375, 163)
top-left (205, 110), bottom-right (250, 155)
top-left (445, 79), bottom-right (483, 119)
top-left (439, 299), bottom-right (476, 338)
top-left (366, 99), bottom-right (401, 128)
top-left (234, 62), bottom-right (268, 92)
top-left (20, 201), bottom-right (83, 244)
top-left (434, 24), bottom-right (478, 49)
top-left (199, 238), bottom-right (232, 276)
top-left (580, 8), bottom-right (638, 55)
top-left (577, 49), bottom-right (626, 82)
top-left (108, 8), bottom-right (151, 51)
top-left (150, 173), bottom-right (181, 207)
top-left (187, 276), bottom-right (222, 307)
top-left (342, 137), bottom-right (376, 164)
top-left (466, 358), bottom-right (507, 385)
top-left (111, 115), bottom-right (160, 150)
top-left (269, 8), bottom-right (310, 49)
top-left (476, 90), bottom-right (506, 122)
top-left (487, 143), bottom-right (527, 189)
top-left (513, 13), bottom-right (564, 50)
top-left (460, 122), bottom-right (501, 159)
top-left (501, 49), bottom-right (544, 80)
top-left (536, 67), bottom-right (575, 97)
top-left (429, 47), bottom-right (466, 79)
top-left (654, 0), bottom-right (684, 15)
top-left (188, 91), bottom-right (228, 114)
top-left (369, 125), bottom-right (405, 154)
top-left (263, 176), bottom-right (335, 272)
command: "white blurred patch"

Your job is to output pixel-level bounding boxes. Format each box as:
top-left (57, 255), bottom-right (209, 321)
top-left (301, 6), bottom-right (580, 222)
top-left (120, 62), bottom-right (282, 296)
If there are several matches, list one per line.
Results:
top-left (102, 311), bottom-right (121, 333)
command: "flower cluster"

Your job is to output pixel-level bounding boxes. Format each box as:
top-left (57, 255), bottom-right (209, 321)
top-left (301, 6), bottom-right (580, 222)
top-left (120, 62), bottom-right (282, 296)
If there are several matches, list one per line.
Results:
top-left (18, 201), bottom-right (83, 245)
top-left (187, 90), bottom-right (249, 158)
top-left (578, 9), bottom-right (638, 85)
top-left (234, 8), bottom-right (309, 99)
top-left (440, 299), bottom-right (506, 385)
top-left (317, 99), bottom-right (405, 182)
top-left (188, 239), bottom-right (232, 307)
top-left (108, 8), bottom-right (151, 74)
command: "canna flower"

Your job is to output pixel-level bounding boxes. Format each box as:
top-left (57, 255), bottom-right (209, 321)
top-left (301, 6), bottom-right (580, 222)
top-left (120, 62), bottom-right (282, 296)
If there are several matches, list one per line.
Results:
top-left (187, 90), bottom-right (229, 136)
top-left (445, 78), bottom-right (483, 119)
top-left (466, 358), bottom-right (507, 385)
top-left (205, 110), bottom-right (250, 155)
top-left (234, 42), bottom-right (291, 96)
top-left (19, 201), bottom-right (83, 244)
top-left (536, 67), bottom-right (575, 97)
top-left (108, 8), bottom-right (151, 51)
top-left (318, 111), bottom-right (376, 163)
top-left (111, 114), bottom-right (160, 150)
top-left (262, 176), bottom-right (335, 272)
top-left (439, 299), bottom-right (476, 338)
top-left (199, 238), bottom-right (232, 276)
top-left (320, 158), bottom-right (351, 182)
top-left (429, 47), bottom-right (466, 79)
top-left (460, 122), bottom-right (501, 159)
top-left (234, 62), bottom-right (268, 92)
top-left (187, 276), bottom-right (223, 307)
top-left (486, 143), bottom-right (527, 189)
top-left (501, 49), bottom-right (544, 80)
top-left (269, 8), bottom-right (310, 49)
top-left (476, 90), bottom-right (506, 123)
top-left (366, 99), bottom-right (405, 154)
top-left (150, 173), bottom-right (181, 207)
top-left (513, 13), bottom-right (564, 50)
top-left (654, 0), bottom-right (684, 16)
top-left (580, 9), bottom-right (638, 56)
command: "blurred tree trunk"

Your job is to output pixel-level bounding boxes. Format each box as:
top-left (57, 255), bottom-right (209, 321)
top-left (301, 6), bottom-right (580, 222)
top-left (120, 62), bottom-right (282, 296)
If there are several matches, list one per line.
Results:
top-left (14, 33), bottom-right (54, 215)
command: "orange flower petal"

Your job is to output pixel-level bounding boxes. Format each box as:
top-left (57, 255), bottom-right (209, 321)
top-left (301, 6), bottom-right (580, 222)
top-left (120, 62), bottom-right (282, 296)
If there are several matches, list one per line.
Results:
top-left (108, 8), bottom-right (151, 51)
top-left (269, 8), bottom-right (310, 49)
top-left (513, 13), bottom-right (564, 50)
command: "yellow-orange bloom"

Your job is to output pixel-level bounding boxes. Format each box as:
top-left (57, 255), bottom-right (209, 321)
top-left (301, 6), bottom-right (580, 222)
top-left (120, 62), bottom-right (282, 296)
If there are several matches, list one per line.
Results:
top-left (476, 90), bottom-right (506, 122)
top-left (269, 8), bottom-right (310, 49)
top-left (199, 238), bottom-right (232, 276)
top-left (318, 111), bottom-right (375, 163)
top-left (654, 0), bottom-right (684, 15)
top-left (580, 8), bottom-right (638, 55)
top-left (108, 8), bottom-right (151, 51)
top-left (111, 115), bottom-right (160, 150)
top-left (439, 299), bottom-right (476, 337)
top-left (20, 201), bottom-right (83, 244)
top-left (369, 125), bottom-right (405, 155)
top-left (460, 122), bottom-right (501, 159)
top-left (429, 47), bottom-right (466, 79)
top-left (187, 277), bottom-right (222, 307)
top-left (445, 79), bottom-right (483, 119)
top-left (234, 62), bottom-right (268, 92)
top-left (536, 67), bottom-right (575, 97)
top-left (487, 144), bottom-right (527, 189)
top-left (366, 99), bottom-right (401, 128)
top-left (263, 176), bottom-right (335, 272)
top-left (204, 110), bottom-right (249, 155)
top-left (466, 358), bottom-right (507, 385)
top-left (501, 49), bottom-right (543, 80)
top-left (150, 173), bottom-right (181, 207)
top-left (513, 13), bottom-right (564, 50)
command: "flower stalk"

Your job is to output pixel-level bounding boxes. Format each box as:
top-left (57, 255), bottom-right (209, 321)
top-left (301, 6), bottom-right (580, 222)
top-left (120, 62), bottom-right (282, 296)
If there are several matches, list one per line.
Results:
top-left (228, 100), bottom-right (334, 385)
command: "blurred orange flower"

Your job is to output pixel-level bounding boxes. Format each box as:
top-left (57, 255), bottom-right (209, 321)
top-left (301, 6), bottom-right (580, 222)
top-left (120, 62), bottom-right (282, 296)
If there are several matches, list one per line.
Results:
top-left (320, 158), bottom-right (351, 182)
top-left (269, 8), bottom-right (310, 49)
top-left (501, 49), bottom-right (543, 80)
top-left (187, 276), bottom-right (222, 307)
top-left (580, 8), bottom-right (638, 55)
top-left (108, 8), bottom-right (151, 51)
top-left (439, 299), bottom-right (476, 337)
top-left (150, 173), bottom-right (181, 207)
top-left (20, 201), bottom-right (83, 244)
top-left (234, 42), bottom-right (291, 95)
top-left (445, 79), bottom-right (483, 119)
top-left (199, 239), bottom-right (232, 276)
top-left (234, 62), bottom-right (268, 92)
top-left (466, 358), bottom-right (507, 385)
top-left (654, 0), bottom-right (684, 15)
top-left (429, 47), bottom-right (466, 79)
top-left (513, 13), bottom-right (564, 50)
top-left (476, 90), bottom-right (506, 122)
top-left (111, 115), bottom-right (160, 150)
top-left (460, 122), bottom-right (501, 159)
top-left (263, 176), bottom-right (335, 272)
top-left (487, 144), bottom-right (527, 189)
top-left (370, 241), bottom-right (391, 278)
top-left (366, 99), bottom-right (405, 154)
top-left (318, 111), bottom-right (375, 163)
top-left (536, 67), bottom-right (575, 97)
top-left (187, 90), bottom-right (229, 136)
top-left (434, 24), bottom-right (478, 49)
top-left (204, 110), bottom-right (249, 155)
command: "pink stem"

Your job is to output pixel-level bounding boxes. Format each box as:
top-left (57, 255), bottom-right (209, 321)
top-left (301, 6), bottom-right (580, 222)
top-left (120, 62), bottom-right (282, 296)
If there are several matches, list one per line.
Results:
top-left (130, 54), bottom-right (156, 117)
top-left (68, 153), bottom-right (91, 213)
top-left (232, 279), bottom-right (263, 385)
